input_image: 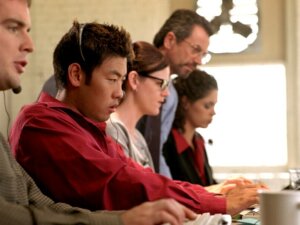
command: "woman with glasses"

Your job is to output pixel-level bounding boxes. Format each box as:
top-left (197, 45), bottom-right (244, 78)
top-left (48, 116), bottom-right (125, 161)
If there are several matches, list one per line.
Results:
top-left (106, 41), bottom-right (170, 170)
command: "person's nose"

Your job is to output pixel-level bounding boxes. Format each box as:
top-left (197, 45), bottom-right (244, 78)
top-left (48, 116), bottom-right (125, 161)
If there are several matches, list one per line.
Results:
top-left (161, 86), bottom-right (170, 97)
top-left (113, 82), bottom-right (124, 100)
top-left (193, 54), bottom-right (202, 66)
top-left (21, 33), bottom-right (34, 53)
top-left (211, 107), bottom-right (216, 116)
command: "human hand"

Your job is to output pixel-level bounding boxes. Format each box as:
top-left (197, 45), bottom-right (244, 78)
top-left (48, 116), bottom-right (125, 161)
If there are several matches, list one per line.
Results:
top-left (225, 183), bottom-right (259, 216)
top-left (206, 177), bottom-right (269, 195)
top-left (220, 177), bottom-right (257, 194)
top-left (204, 177), bottom-right (253, 194)
top-left (121, 198), bottom-right (197, 225)
top-left (204, 183), bottom-right (229, 194)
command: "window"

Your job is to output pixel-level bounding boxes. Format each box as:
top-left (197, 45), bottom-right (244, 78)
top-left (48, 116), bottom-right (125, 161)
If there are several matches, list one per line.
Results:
top-left (197, 64), bottom-right (287, 172)
top-left (196, 0), bottom-right (259, 54)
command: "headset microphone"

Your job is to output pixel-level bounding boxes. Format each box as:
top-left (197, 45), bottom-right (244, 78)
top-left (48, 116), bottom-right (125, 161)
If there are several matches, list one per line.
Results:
top-left (12, 86), bottom-right (22, 94)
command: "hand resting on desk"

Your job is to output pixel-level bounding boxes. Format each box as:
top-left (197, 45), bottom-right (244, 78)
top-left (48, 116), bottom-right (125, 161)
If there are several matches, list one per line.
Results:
top-left (205, 177), bottom-right (269, 195)
top-left (225, 182), bottom-right (262, 216)
top-left (121, 198), bottom-right (197, 225)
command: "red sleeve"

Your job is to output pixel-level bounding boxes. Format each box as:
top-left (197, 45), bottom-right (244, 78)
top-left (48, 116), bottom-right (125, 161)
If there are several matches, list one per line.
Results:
top-left (10, 106), bottom-right (226, 214)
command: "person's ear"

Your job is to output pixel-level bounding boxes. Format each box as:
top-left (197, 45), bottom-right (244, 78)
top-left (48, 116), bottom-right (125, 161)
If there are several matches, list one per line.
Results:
top-left (127, 71), bottom-right (139, 91)
top-left (67, 63), bottom-right (83, 87)
top-left (181, 96), bottom-right (190, 110)
top-left (164, 31), bottom-right (177, 49)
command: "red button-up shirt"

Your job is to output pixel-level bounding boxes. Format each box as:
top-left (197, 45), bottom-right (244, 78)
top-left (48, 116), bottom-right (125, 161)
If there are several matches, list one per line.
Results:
top-left (10, 93), bottom-right (226, 213)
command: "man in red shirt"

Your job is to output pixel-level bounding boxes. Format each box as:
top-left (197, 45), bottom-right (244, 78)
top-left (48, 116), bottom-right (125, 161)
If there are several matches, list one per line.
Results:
top-left (10, 20), bottom-right (259, 216)
top-left (0, 1), bottom-right (197, 224)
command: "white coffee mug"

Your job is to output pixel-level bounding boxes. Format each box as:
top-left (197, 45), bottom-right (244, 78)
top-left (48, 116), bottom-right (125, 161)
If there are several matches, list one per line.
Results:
top-left (259, 190), bottom-right (300, 225)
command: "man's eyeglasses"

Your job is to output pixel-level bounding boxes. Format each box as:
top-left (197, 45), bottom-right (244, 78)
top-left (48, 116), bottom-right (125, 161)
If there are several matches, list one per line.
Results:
top-left (139, 73), bottom-right (169, 91)
top-left (183, 39), bottom-right (211, 64)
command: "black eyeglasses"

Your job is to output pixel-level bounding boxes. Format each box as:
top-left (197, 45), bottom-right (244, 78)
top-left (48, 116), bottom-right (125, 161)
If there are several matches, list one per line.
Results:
top-left (79, 23), bottom-right (86, 62)
top-left (142, 74), bottom-right (170, 91)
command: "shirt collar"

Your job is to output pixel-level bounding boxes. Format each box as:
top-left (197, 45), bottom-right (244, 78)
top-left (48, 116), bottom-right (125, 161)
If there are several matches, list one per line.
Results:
top-left (172, 128), bottom-right (190, 154)
top-left (194, 133), bottom-right (204, 148)
top-left (38, 92), bottom-right (106, 130)
top-left (172, 128), bottom-right (204, 154)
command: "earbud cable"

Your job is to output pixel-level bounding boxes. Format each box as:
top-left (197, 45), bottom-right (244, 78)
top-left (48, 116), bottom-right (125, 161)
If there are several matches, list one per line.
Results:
top-left (3, 91), bottom-right (11, 138)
